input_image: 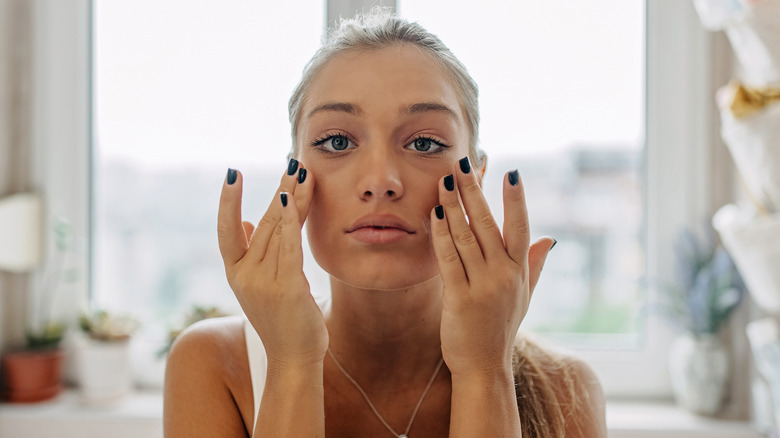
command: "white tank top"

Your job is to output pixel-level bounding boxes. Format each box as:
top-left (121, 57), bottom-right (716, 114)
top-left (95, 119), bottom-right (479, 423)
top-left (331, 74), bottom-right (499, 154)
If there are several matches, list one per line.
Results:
top-left (243, 298), bottom-right (330, 433)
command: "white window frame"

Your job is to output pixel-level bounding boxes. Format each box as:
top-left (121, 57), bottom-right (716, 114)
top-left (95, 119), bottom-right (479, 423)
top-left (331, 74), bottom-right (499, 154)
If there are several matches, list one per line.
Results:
top-left (34, 0), bottom-right (733, 399)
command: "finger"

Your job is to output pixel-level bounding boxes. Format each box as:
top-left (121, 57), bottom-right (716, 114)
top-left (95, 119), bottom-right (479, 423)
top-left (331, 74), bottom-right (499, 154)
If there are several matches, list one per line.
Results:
top-left (430, 204), bottom-right (469, 287)
top-left (503, 170), bottom-right (531, 266)
top-left (246, 158), bottom-right (302, 262)
top-left (218, 168), bottom-right (248, 266)
top-left (439, 173), bottom-right (485, 279)
top-left (454, 156), bottom-right (505, 260)
top-left (528, 237), bottom-right (556, 295)
top-left (293, 166), bottom-right (314, 228)
top-left (242, 221), bottom-right (255, 242)
top-left (277, 192), bottom-right (305, 280)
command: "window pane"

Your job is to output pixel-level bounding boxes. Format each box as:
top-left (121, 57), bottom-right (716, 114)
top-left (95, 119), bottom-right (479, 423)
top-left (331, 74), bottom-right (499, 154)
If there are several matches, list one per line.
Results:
top-left (92, 1), bottom-right (325, 355)
top-left (398, 0), bottom-right (646, 346)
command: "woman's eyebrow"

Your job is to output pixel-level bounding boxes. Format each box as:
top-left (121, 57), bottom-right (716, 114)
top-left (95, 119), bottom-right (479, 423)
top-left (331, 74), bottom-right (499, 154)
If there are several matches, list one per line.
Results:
top-left (306, 102), bottom-right (363, 119)
top-left (402, 102), bottom-right (461, 126)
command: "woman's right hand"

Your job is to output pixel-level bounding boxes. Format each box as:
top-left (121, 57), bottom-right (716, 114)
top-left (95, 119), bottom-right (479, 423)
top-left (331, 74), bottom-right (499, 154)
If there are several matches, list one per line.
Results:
top-left (217, 161), bottom-right (328, 368)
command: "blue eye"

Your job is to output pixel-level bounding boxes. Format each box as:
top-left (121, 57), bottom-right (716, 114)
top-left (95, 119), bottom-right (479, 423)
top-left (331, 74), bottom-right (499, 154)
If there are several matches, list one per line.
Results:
top-left (330, 136), bottom-right (349, 151)
top-left (311, 134), bottom-right (354, 152)
top-left (405, 136), bottom-right (449, 154)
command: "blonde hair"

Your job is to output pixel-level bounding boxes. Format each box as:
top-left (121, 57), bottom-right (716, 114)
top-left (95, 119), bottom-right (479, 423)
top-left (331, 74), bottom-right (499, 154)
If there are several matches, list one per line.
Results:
top-left (287, 8), bottom-right (485, 168)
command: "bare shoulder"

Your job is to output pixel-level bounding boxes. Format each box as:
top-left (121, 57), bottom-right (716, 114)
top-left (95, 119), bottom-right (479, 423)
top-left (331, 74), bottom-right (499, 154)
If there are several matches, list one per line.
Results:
top-left (164, 315), bottom-right (254, 437)
top-left (512, 335), bottom-right (607, 437)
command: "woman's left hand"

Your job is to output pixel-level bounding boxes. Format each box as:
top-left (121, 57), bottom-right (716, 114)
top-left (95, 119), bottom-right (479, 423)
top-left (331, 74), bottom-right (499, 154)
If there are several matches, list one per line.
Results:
top-left (432, 156), bottom-right (556, 378)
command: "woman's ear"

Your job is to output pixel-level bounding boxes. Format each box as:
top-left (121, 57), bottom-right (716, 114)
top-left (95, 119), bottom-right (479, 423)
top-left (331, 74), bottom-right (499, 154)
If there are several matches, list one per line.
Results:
top-left (477, 155), bottom-right (487, 187)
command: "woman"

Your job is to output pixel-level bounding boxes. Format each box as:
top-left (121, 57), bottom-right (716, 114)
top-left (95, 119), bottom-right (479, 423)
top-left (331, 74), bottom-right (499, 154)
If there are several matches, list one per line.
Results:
top-left (165, 10), bottom-right (606, 438)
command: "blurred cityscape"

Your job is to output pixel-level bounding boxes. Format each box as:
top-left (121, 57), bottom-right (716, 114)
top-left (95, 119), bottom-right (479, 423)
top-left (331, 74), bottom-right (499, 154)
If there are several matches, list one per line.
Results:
top-left (93, 145), bottom-right (644, 348)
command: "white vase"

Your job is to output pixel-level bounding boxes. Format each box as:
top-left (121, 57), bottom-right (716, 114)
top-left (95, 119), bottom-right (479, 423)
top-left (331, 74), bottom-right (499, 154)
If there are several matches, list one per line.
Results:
top-left (669, 334), bottom-right (730, 415)
top-left (75, 337), bottom-right (133, 404)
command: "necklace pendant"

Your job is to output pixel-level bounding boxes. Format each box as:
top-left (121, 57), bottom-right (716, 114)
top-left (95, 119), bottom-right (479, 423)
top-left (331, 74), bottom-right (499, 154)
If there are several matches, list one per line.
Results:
top-left (399, 435), bottom-right (408, 438)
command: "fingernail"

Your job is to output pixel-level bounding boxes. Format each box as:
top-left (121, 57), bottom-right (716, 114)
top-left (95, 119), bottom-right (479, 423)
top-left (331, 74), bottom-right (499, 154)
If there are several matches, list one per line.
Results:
top-left (287, 158), bottom-right (299, 175)
top-left (227, 168), bottom-right (237, 185)
top-left (508, 170), bottom-right (519, 186)
top-left (280, 192), bottom-right (288, 207)
top-left (459, 156), bottom-right (471, 174)
top-left (444, 174), bottom-right (454, 191)
top-left (298, 168), bottom-right (307, 184)
top-left (435, 205), bottom-right (444, 220)
top-left (550, 239), bottom-right (557, 251)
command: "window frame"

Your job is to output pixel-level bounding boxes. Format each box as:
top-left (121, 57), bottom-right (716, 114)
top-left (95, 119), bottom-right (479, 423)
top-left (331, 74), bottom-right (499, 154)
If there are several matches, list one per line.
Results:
top-left (36, 0), bottom-right (733, 398)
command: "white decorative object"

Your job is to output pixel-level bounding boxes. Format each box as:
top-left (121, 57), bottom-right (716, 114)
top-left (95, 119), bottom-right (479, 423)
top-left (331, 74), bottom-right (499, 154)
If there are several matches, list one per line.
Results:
top-left (747, 318), bottom-right (780, 430)
top-left (0, 192), bottom-right (42, 272)
top-left (75, 336), bottom-right (133, 404)
top-left (719, 98), bottom-right (780, 212)
top-left (724, 0), bottom-right (780, 86)
top-left (669, 334), bottom-right (730, 415)
top-left (713, 205), bottom-right (780, 314)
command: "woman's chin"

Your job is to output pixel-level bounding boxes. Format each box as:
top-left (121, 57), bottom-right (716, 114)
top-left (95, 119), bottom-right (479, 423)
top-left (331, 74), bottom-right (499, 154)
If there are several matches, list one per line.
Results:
top-left (327, 266), bottom-right (440, 292)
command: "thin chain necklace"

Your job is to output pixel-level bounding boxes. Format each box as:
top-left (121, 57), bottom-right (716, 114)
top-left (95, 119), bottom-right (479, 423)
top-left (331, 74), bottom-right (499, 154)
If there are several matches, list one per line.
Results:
top-left (327, 348), bottom-right (444, 438)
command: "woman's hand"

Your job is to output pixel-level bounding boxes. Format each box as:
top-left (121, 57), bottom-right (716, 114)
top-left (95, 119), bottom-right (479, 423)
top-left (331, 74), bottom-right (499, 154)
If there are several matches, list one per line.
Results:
top-left (217, 161), bottom-right (328, 368)
top-left (431, 157), bottom-right (555, 377)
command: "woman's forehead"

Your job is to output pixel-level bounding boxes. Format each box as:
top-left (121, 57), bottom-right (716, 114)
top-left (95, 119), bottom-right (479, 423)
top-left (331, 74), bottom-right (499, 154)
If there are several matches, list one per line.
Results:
top-left (303, 45), bottom-right (466, 123)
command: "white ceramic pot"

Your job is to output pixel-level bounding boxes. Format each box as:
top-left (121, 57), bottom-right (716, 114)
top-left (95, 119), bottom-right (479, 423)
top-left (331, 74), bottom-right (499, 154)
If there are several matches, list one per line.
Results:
top-left (669, 334), bottom-right (730, 415)
top-left (75, 337), bottom-right (133, 404)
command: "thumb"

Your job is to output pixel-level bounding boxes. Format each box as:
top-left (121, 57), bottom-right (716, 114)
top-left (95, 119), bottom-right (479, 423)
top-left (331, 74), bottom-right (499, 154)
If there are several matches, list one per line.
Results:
top-left (528, 237), bottom-right (557, 296)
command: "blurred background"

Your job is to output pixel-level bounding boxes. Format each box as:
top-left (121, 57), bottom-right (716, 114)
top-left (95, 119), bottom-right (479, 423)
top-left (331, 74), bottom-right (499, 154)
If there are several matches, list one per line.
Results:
top-left (1, 0), bottom-right (779, 436)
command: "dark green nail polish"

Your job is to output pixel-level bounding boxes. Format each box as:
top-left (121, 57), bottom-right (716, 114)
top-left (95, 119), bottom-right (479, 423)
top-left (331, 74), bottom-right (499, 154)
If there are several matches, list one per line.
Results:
top-left (287, 158), bottom-right (299, 175)
top-left (459, 157), bottom-right (471, 174)
top-left (435, 205), bottom-right (444, 220)
top-left (227, 168), bottom-right (237, 185)
top-left (508, 170), bottom-right (519, 186)
top-left (550, 239), bottom-right (557, 251)
top-left (280, 193), bottom-right (288, 207)
top-left (444, 174), bottom-right (454, 191)
top-left (298, 168), bottom-right (307, 184)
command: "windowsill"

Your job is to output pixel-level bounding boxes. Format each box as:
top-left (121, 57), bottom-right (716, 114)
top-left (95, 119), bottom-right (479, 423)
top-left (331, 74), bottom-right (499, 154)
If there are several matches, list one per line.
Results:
top-left (0, 390), bottom-right (768, 437)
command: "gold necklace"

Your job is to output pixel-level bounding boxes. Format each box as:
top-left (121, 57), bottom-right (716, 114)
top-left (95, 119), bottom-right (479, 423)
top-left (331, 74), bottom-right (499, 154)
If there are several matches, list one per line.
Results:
top-left (327, 349), bottom-right (444, 438)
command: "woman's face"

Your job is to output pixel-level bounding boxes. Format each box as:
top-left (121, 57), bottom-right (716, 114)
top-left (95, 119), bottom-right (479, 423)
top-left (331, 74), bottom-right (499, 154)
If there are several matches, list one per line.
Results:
top-left (297, 44), bottom-right (472, 290)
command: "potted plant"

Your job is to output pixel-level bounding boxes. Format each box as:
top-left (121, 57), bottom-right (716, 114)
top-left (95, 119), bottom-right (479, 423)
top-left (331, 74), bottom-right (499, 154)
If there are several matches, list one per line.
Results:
top-left (1, 218), bottom-right (73, 403)
top-left (658, 228), bottom-right (746, 415)
top-left (158, 305), bottom-right (229, 358)
top-left (75, 310), bottom-right (139, 404)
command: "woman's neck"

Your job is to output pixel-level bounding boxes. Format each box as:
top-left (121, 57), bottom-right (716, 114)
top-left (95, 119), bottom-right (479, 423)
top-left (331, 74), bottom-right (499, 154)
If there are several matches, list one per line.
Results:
top-left (324, 274), bottom-right (445, 385)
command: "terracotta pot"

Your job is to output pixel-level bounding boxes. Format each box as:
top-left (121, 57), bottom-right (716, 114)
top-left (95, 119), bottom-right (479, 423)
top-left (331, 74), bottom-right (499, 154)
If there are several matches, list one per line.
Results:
top-left (1, 348), bottom-right (65, 403)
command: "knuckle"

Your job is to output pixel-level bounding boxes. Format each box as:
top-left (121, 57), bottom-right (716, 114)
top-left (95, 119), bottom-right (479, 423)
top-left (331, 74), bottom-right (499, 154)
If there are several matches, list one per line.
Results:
top-left (463, 181), bottom-right (482, 195)
top-left (441, 249), bottom-right (461, 264)
top-left (456, 228), bottom-right (477, 246)
top-left (476, 210), bottom-right (497, 229)
top-left (258, 214), bottom-right (277, 231)
top-left (217, 223), bottom-right (232, 242)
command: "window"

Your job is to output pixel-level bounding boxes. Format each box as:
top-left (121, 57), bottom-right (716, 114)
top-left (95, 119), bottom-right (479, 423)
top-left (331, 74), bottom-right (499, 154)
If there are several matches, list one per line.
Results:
top-left (91, 1), bottom-right (324, 380)
top-left (398, 0), bottom-right (646, 346)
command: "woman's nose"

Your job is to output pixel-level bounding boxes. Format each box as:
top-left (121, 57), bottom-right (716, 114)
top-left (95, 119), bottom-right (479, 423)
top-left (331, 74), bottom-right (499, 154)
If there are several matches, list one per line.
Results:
top-left (356, 147), bottom-right (404, 201)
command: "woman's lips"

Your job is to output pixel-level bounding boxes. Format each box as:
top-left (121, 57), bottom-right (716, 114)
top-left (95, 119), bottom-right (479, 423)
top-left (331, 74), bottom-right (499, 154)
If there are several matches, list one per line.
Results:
top-left (348, 226), bottom-right (413, 244)
top-left (346, 214), bottom-right (415, 244)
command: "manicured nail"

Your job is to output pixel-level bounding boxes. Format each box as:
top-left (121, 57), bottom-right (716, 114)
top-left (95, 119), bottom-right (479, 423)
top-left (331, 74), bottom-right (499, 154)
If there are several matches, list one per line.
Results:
top-left (280, 192), bottom-right (288, 207)
top-left (298, 168), bottom-right (307, 184)
top-left (287, 158), bottom-right (299, 175)
top-left (508, 169), bottom-right (519, 186)
top-left (435, 205), bottom-right (444, 220)
top-left (444, 174), bottom-right (454, 191)
top-left (227, 168), bottom-right (237, 185)
top-left (459, 156), bottom-right (471, 174)
top-left (550, 239), bottom-right (557, 251)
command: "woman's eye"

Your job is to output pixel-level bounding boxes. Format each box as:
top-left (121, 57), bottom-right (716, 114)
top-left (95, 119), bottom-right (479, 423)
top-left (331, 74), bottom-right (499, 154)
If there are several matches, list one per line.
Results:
top-left (330, 136), bottom-right (350, 151)
top-left (311, 134), bottom-right (354, 152)
top-left (405, 137), bottom-right (448, 154)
